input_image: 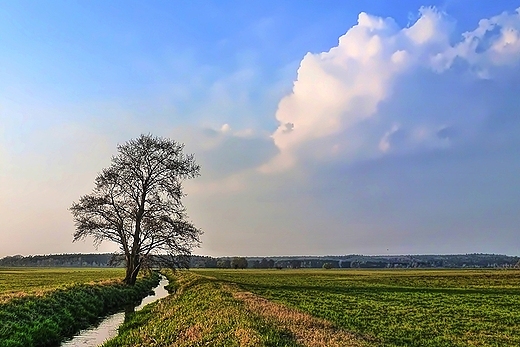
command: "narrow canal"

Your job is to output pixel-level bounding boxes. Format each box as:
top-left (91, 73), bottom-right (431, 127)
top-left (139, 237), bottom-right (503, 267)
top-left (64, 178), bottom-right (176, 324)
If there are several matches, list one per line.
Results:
top-left (60, 275), bottom-right (170, 347)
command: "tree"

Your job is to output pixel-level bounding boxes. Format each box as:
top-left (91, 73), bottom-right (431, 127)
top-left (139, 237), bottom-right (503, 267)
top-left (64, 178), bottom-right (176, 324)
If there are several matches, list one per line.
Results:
top-left (217, 258), bottom-right (231, 269)
top-left (204, 257), bottom-right (218, 268)
top-left (259, 258), bottom-right (269, 269)
top-left (322, 262), bottom-right (333, 269)
top-left (290, 259), bottom-right (301, 269)
top-left (231, 257), bottom-right (248, 269)
top-left (70, 134), bottom-right (202, 285)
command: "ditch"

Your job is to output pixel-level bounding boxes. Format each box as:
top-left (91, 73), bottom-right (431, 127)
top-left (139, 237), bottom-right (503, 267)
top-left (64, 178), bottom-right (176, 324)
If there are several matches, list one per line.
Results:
top-left (59, 275), bottom-right (170, 347)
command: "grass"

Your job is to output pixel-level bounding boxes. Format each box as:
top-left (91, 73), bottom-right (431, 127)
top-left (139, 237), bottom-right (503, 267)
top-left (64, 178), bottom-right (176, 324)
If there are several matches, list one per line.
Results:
top-left (4, 267), bottom-right (519, 346)
top-left (231, 286), bottom-right (368, 347)
top-left (197, 269), bottom-right (520, 347)
top-left (103, 270), bottom-right (309, 347)
top-left (0, 267), bottom-right (125, 302)
top-left (0, 267), bottom-right (158, 347)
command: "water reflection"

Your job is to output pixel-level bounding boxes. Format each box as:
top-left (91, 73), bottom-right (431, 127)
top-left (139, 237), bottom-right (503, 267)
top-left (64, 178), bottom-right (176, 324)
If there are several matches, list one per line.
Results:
top-left (60, 275), bottom-right (169, 347)
top-left (134, 276), bottom-right (169, 311)
top-left (60, 312), bottom-right (125, 347)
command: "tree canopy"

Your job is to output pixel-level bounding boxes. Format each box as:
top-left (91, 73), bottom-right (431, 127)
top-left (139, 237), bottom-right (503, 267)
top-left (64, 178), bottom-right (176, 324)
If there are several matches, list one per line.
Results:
top-left (70, 134), bottom-right (202, 285)
top-left (231, 257), bottom-right (248, 269)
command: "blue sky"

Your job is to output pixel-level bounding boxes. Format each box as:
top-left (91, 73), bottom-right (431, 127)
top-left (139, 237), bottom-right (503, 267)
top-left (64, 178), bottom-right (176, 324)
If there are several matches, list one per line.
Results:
top-left (1, 1), bottom-right (520, 257)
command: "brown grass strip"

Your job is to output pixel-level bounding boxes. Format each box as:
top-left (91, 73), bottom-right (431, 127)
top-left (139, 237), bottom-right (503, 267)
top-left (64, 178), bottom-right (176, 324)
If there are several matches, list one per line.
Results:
top-left (178, 323), bottom-right (203, 343)
top-left (234, 327), bottom-right (262, 347)
top-left (229, 286), bottom-right (368, 347)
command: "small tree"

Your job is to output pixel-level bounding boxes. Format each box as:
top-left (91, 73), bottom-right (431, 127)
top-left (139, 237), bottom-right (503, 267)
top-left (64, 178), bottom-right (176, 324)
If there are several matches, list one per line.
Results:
top-left (322, 262), bottom-right (333, 269)
top-left (259, 258), bottom-right (269, 269)
top-left (217, 259), bottom-right (231, 269)
top-left (290, 259), bottom-right (301, 269)
top-left (231, 257), bottom-right (248, 269)
top-left (70, 134), bottom-right (202, 285)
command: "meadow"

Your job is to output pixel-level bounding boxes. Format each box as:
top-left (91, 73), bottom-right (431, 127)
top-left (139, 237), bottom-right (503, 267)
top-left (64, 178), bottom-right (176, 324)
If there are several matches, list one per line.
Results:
top-left (2, 267), bottom-right (519, 347)
top-left (198, 268), bottom-right (520, 347)
top-left (0, 267), bottom-right (157, 347)
top-left (0, 267), bottom-right (125, 302)
top-left (100, 268), bottom-right (520, 346)
top-left (103, 270), bottom-right (306, 347)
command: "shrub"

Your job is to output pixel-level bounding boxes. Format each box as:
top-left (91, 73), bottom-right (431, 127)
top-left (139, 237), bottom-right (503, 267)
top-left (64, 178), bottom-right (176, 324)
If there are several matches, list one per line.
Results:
top-left (322, 262), bottom-right (333, 269)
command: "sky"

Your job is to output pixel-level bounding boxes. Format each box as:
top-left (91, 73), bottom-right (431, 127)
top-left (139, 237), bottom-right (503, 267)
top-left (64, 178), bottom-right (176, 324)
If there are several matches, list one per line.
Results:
top-left (1, 1), bottom-right (520, 257)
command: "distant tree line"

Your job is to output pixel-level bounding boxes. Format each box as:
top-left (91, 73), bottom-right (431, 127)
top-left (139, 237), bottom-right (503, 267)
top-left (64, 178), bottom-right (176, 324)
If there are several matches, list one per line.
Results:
top-left (0, 254), bottom-right (117, 267)
top-left (1, 253), bottom-right (518, 269)
top-left (189, 254), bottom-right (520, 269)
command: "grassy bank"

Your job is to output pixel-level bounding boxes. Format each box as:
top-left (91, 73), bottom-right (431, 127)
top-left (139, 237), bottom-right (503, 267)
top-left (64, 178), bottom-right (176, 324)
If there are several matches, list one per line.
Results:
top-left (0, 267), bottom-right (125, 302)
top-left (0, 269), bottom-right (159, 347)
top-left (103, 270), bottom-right (327, 347)
top-left (199, 269), bottom-right (520, 347)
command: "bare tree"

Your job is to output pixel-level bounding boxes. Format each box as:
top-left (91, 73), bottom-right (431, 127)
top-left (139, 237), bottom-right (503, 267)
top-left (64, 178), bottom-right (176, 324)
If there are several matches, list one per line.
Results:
top-left (70, 134), bottom-right (202, 285)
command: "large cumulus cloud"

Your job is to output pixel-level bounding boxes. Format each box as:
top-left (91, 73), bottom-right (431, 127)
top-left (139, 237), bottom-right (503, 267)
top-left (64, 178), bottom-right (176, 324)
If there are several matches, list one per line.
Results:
top-left (193, 6), bottom-right (520, 256)
top-left (263, 7), bottom-right (520, 173)
top-left (3, 5), bottom-right (520, 257)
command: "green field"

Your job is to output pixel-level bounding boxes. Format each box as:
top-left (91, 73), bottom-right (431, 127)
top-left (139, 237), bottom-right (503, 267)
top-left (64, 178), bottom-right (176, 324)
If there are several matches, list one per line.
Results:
top-left (1, 267), bottom-right (519, 346)
top-left (100, 269), bottom-right (520, 346)
top-left (0, 267), bottom-right (156, 347)
top-left (196, 269), bottom-right (520, 347)
top-left (104, 270), bottom-right (306, 347)
top-left (0, 267), bottom-right (125, 302)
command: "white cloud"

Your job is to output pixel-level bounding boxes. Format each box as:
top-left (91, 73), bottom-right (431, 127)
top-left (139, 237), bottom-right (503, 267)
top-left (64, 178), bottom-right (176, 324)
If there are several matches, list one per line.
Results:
top-left (378, 123), bottom-right (400, 153)
top-left (220, 123), bottom-right (231, 133)
top-left (403, 7), bottom-right (451, 46)
top-left (432, 8), bottom-right (520, 73)
top-left (3, 5), bottom-right (520, 258)
top-left (263, 7), bottom-right (520, 173)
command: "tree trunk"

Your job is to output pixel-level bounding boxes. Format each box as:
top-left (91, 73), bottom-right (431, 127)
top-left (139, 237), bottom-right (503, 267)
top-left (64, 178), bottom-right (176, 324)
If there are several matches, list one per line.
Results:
top-left (130, 262), bottom-right (141, 285)
top-left (124, 196), bottom-right (145, 286)
top-left (124, 253), bottom-right (140, 285)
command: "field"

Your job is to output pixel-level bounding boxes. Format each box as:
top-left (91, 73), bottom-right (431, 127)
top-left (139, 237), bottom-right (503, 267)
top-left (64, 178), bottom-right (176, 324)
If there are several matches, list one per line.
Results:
top-left (1, 267), bottom-right (519, 346)
top-left (104, 270), bottom-right (307, 347)
top-left (100, 268), bottom-right (520, 346)
top-left (197, 269), bottom-right (520, 347)
top-left (0, 267), bottom-right (155, 347)
top-left (0, 267), bottom-right (125, 302)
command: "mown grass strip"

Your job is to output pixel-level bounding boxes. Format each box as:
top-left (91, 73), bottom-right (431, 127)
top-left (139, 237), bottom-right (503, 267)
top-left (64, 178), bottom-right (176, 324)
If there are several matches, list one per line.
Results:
top-left (0, 271), bottom-right (159, 347)
top-left (103, 271), bottom-right (303, 347)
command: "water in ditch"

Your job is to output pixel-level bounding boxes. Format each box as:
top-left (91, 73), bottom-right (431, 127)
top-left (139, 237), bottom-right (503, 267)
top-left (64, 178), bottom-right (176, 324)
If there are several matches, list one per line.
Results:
top-left (60, 275), bottom-right (170, 347)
